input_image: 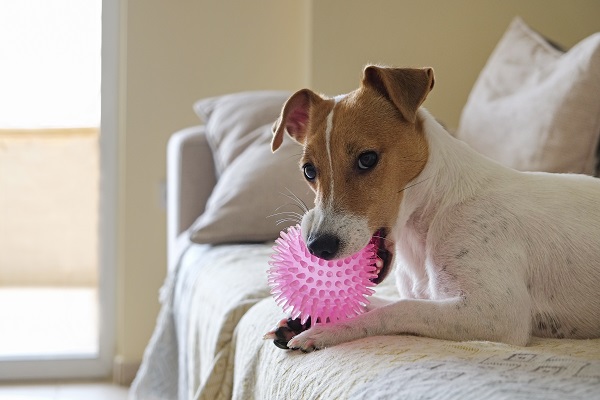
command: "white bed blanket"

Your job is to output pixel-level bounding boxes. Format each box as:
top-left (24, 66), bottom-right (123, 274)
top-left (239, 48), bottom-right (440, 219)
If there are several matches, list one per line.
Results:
top-left (234, 299), bottom-right (600, 400)
top-left (131, 242), bottom-right (273, 400)
top-left (131, 241), bottom-right (600, 400)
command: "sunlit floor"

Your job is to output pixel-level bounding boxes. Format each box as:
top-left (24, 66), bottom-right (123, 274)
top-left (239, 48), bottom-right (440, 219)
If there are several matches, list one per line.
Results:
top-left (0, 381), bottom-right (129, 400)
top-left (0, 288), bottom-right (97, 358)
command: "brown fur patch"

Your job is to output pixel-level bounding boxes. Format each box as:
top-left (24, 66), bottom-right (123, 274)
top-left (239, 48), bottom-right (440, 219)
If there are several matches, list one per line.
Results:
top-left (300, 86), bottom-right (428, 234)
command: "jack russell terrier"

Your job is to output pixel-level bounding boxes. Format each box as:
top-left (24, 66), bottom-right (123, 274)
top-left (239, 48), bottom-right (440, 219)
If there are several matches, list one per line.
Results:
top-left (266, 65), bottom-right (600, 352)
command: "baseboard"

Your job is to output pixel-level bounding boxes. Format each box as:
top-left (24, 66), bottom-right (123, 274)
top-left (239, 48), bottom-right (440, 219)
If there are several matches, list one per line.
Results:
top-left (112, 355), bottom-right (140, 386)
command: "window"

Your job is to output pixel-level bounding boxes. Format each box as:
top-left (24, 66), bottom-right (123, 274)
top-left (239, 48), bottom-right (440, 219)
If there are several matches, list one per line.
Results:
top-left (0, 0), bottom-right (114, 380)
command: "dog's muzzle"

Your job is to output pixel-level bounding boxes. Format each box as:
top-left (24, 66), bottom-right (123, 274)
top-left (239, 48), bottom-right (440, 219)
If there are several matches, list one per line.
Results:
top-left (306, 229), bottom-right (393, 284)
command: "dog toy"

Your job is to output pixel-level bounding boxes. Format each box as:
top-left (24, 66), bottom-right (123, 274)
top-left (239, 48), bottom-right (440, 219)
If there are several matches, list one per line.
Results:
top-left (268, 224), bottom-right (378, 325)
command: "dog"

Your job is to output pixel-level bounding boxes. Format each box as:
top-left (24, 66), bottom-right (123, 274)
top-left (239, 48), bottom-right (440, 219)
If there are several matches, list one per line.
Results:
top-left (264, 65), bottom-right (600, 352)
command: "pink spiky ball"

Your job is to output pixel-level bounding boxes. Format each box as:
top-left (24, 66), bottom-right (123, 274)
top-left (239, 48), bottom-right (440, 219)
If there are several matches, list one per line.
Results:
top-left (268, 224), bottom-right (378, 325)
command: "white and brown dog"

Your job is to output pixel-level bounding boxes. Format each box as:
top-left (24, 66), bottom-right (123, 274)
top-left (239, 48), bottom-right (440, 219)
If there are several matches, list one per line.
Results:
top-left (266, 65), bottom-right (600, 352)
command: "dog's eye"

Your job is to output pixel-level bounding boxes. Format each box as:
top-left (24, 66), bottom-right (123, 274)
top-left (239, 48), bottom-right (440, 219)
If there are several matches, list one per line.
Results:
top-left (357, 151), bottom-right (378, 170)
top-left (303, 163), bottom-right (317, 181)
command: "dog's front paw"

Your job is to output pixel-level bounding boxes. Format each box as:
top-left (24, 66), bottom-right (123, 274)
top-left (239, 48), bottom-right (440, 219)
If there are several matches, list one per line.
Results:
top-left (287, 324), bottom-right (341, 352)
top-left (263, 317), bottom-right (311, 349)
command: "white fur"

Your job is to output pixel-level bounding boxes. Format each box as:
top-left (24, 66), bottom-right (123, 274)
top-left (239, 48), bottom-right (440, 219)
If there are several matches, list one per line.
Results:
top-left (324, 94), bottom-right (347, 205)
top-left (288, 108), bottom-right (600, 351)
top-left (325, 107), bottom-right (335, 200)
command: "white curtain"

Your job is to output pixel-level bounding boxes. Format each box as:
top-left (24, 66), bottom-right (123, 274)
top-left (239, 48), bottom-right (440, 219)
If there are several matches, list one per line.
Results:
top-left (0, 0), bottom-right (101, 129)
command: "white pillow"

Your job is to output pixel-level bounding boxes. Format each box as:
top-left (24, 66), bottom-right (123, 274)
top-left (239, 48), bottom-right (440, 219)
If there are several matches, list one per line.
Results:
top-left (456, 17), bottom-right (600, 175)
top-left (189, 91), bottom-right (314, 244)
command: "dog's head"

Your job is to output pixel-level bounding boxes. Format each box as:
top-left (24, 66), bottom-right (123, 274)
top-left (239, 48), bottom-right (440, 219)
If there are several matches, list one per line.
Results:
top-left (272, 66), bottom-right (433, 283)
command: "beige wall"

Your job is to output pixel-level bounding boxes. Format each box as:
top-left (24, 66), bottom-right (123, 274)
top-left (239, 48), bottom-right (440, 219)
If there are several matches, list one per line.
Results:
top-left (310, 0), bottom-right (600, 129)
top-left (118, 0), bottom-right (309, 364)
top-left (116, 0), bottom-right (600, 366)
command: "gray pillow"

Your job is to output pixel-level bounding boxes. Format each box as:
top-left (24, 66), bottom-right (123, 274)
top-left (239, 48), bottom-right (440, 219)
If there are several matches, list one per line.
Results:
top-left (189, 91), bottom-right (314, 244)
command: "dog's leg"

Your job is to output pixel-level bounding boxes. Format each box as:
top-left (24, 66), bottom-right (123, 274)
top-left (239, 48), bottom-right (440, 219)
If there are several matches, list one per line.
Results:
top-left (365, 296), bottom-right (395, 312)
top-left (263, 297), bottom-right (393, 349)
top-left (287, 290), bottom-right (531, 351)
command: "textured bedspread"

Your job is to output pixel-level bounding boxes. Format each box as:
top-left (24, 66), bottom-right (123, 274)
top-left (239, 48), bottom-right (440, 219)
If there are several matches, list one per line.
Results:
top-left (234, 299), bottom-right (600, 400)
top-left (131, 241), bottom-right (273, 400)
top-left (131, 241), bottom-right (600, 400)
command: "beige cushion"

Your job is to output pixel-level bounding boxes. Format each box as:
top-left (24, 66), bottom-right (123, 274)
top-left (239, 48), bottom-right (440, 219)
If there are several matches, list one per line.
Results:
top-left (456, 17), bottom-right (600, 175)
top-left (189, 91), bottom-right (314, 244)
top-left (193, 91), bottom-right (293, 176)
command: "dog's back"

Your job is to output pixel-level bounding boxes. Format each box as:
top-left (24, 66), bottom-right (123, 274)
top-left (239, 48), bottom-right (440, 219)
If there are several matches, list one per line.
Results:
top-left (412, 112), bottom-right (600, 340)
top-left (501, 171), bottom-right (600, 338)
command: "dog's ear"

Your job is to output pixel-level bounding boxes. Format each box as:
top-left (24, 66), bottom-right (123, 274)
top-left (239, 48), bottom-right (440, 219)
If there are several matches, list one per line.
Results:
top-left (271, 89), bottom-right (322, 152)
top-left (362, 66), bottom-right (435, 124)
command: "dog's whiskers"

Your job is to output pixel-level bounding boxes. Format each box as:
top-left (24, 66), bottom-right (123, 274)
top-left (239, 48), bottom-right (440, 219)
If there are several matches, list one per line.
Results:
top-left (268, 210), bottom-right (304, 220)
top-left (398, 176), bottom-right (432, 194)
top-left (267, 210), bottom-right (303, 224)
top-left (274, 218), bottom-right (302, 226)
top-left (268, 189), bottom-right (309, 226)
top-left (372, 234), bottom-right (395, 246)
top-left (280, 188), bottom-right (310, 214)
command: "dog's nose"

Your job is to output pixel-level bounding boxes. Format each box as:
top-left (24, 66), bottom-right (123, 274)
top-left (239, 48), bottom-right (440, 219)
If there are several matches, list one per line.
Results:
top-left (307, 234), bottom-right (340, 260)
